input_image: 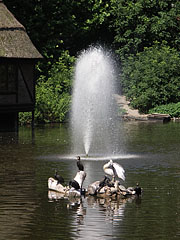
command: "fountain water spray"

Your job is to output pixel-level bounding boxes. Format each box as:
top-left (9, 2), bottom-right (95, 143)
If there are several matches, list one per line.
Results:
top-left (71, 46), bottom-right (120, 157)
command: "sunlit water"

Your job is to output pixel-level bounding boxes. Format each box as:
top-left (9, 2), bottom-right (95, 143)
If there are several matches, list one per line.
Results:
top-left (0, 122), bottom-right (180, 239)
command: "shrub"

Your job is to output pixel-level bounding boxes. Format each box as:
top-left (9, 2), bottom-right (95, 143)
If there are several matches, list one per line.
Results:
top-left (149, 102), bottom-right (180, 118)
top-left (122, 42), bottom-right (180, 113)
top-left (19, 51), bottom-right (75, 125)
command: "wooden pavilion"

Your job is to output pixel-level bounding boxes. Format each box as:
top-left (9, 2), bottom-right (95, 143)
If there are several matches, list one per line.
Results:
top-left (0, 0), bottom-right (42, 131)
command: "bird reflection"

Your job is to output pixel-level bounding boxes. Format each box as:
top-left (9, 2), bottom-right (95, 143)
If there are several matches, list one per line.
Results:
top-left (48, 190), bottom-right (140, 224)
top-left (48, 190), bottom-right (65, 201)
top-left (67, 197), bottom-right (86, 225)
top-left (48, 190), bottom-right (86, 219)
top-left (87, 195), bottom-right (132, 223)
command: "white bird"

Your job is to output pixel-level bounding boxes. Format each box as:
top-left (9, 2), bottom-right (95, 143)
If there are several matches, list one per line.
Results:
top-left (73, 170), bottom-right (86, 194)
top-left (103, 159), bottom-right (125, 182)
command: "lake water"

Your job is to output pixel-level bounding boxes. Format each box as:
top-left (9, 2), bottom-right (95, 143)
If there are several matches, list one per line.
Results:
top-left (0, 121), bottom-right (180, 240)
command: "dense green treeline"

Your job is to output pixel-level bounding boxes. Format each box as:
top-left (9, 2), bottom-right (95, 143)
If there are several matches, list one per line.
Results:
top-left (111, 0), bottom-right (180, 114)
top-left (4, 0), bottom-right (180, 122)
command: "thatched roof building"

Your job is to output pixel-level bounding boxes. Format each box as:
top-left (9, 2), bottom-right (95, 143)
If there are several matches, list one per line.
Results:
top-left (0, 1), bottom-right (42, 131)
top-left (0, 0), bottom-right (42, 59)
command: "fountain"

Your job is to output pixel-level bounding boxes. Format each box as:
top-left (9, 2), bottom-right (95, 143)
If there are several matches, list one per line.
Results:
top-left (71, 46), bottom-right (122, 158)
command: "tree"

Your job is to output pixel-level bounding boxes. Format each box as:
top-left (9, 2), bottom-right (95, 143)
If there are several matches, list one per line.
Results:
top-left (19, 50), bottom-right (75, 124)
top-left (4, 0), bottom-right (113, 60)
top-left (110, 0), bottom-right (180, 60)
top-left (122, 42), bottom-right (180, 113)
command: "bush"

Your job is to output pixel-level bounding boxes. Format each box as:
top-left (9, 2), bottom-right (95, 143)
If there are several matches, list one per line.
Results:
top-left (149, 102), bottom-right (180, 118)
top-left (19, 112), bottom-right (32, 125)
top-left (19, 51), bottom-right (75, 125)
top-left (122, 42), bottom-right (180, 113)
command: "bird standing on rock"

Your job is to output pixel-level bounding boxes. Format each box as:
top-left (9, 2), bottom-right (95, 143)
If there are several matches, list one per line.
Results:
top-left (72, 156), bottom-right (86, 195)
top-left (99, 175), bottom-right (111, 188)
top-left (97, 175), bottom-right (112, 193)
top-left (76, 156), bottom-right (84, 171)
top-left (54, 170), bottom-right (65, 185)
top-left (103, 159), bottom-right (125, 182)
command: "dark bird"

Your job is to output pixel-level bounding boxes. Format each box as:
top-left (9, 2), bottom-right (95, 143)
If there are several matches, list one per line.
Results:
top-left (97, 175), bottom-right (111, 192)
top-left (134, 183), bottom-right (142, 196)
top-left (69, 180), bottom-right (80, 190)
top-left (54, 170), bottom-right (64, 185)
top-left (99, 175), bottom-right (111, 188)
top-left (76, 156), bottom-right (84, 171)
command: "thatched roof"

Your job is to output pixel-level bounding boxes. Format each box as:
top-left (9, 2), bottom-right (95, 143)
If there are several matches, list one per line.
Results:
top-left (0, 1), bottom-right (42, 59)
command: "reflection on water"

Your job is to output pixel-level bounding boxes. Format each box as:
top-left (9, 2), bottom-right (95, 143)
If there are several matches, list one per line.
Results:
top-left (48, 191), bottom-right (137, 240)
top-left (48, 190), bottom-right (138, 224)
top-left (0, 122), bottom-right (180, 239)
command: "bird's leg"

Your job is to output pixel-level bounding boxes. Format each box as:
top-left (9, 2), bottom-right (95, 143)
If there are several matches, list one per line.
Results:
top-left (80, 184), bottom-right (86, 197)
top-left (80, 187), bottom-right (85, 197)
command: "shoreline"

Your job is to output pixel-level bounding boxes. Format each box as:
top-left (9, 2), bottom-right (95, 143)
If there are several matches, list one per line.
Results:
top-left (115, 95), bottom-right (175, 122)
top-left (115, 94), bottom-right (148, 121)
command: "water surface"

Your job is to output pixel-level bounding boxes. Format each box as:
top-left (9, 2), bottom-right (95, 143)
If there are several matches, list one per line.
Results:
top-left (0, 122), bottom-right (180, 240)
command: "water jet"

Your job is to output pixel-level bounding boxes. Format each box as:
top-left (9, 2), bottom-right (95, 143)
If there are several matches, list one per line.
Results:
top-left (71, 46), bottom-right (122, 158)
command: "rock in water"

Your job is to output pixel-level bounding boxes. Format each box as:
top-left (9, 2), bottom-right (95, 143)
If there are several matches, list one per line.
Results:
top-left (48, 177), bottom-right (67, 193)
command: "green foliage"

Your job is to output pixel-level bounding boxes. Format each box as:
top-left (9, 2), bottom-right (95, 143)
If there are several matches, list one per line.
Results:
top-left (122, 43), bottom-right (180, 113)
top-left (19, 51), bottom-right (75, 124)
top-left (149, 102), bottom-right (180, 117)
top-left (110, 0), bottom-right (180, 60)
top-left (35, 51), bottom-right (75, 123)
top-left (19, 112), bottom-right (32, 125)
top-left (35, 84), bottom-right (71, 123)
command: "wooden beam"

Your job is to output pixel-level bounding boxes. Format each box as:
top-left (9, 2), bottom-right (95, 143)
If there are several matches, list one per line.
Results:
top-left (18, 63), bottom-right (34, 102)
top-left (0, 103), bottom-right (34, 112)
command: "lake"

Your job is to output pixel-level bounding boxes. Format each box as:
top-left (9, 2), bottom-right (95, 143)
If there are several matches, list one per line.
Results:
top-left (0, 121), bottom-right (180, 240)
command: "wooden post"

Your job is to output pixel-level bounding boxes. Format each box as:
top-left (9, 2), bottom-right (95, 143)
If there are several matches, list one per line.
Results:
top-left (31, 110), bottom-right (35, 143)
top-left (32, 110), bottom-right (34, 130)
top-left (15, 112), bottom-right (19, 132)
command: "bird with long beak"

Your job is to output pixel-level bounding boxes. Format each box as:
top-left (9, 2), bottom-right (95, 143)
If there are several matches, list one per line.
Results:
top-left (103, 159), bottom-right (125, 182)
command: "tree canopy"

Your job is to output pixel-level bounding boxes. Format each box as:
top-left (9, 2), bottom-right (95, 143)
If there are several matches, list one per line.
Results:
top-left (122, 42), bottom-right (180, 113)
top-left (110, 0), bottom-right (180, 59)
top-left (4, 0), bottom-right (113, 59)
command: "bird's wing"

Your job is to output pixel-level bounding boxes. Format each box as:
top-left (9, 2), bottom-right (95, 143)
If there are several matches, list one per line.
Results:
top-left (103, 167), bottom-right (114, 176)
top-left (103, 162), bottom-right (114, 176)
top-left (113, 162), bottom-right (125, 181)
